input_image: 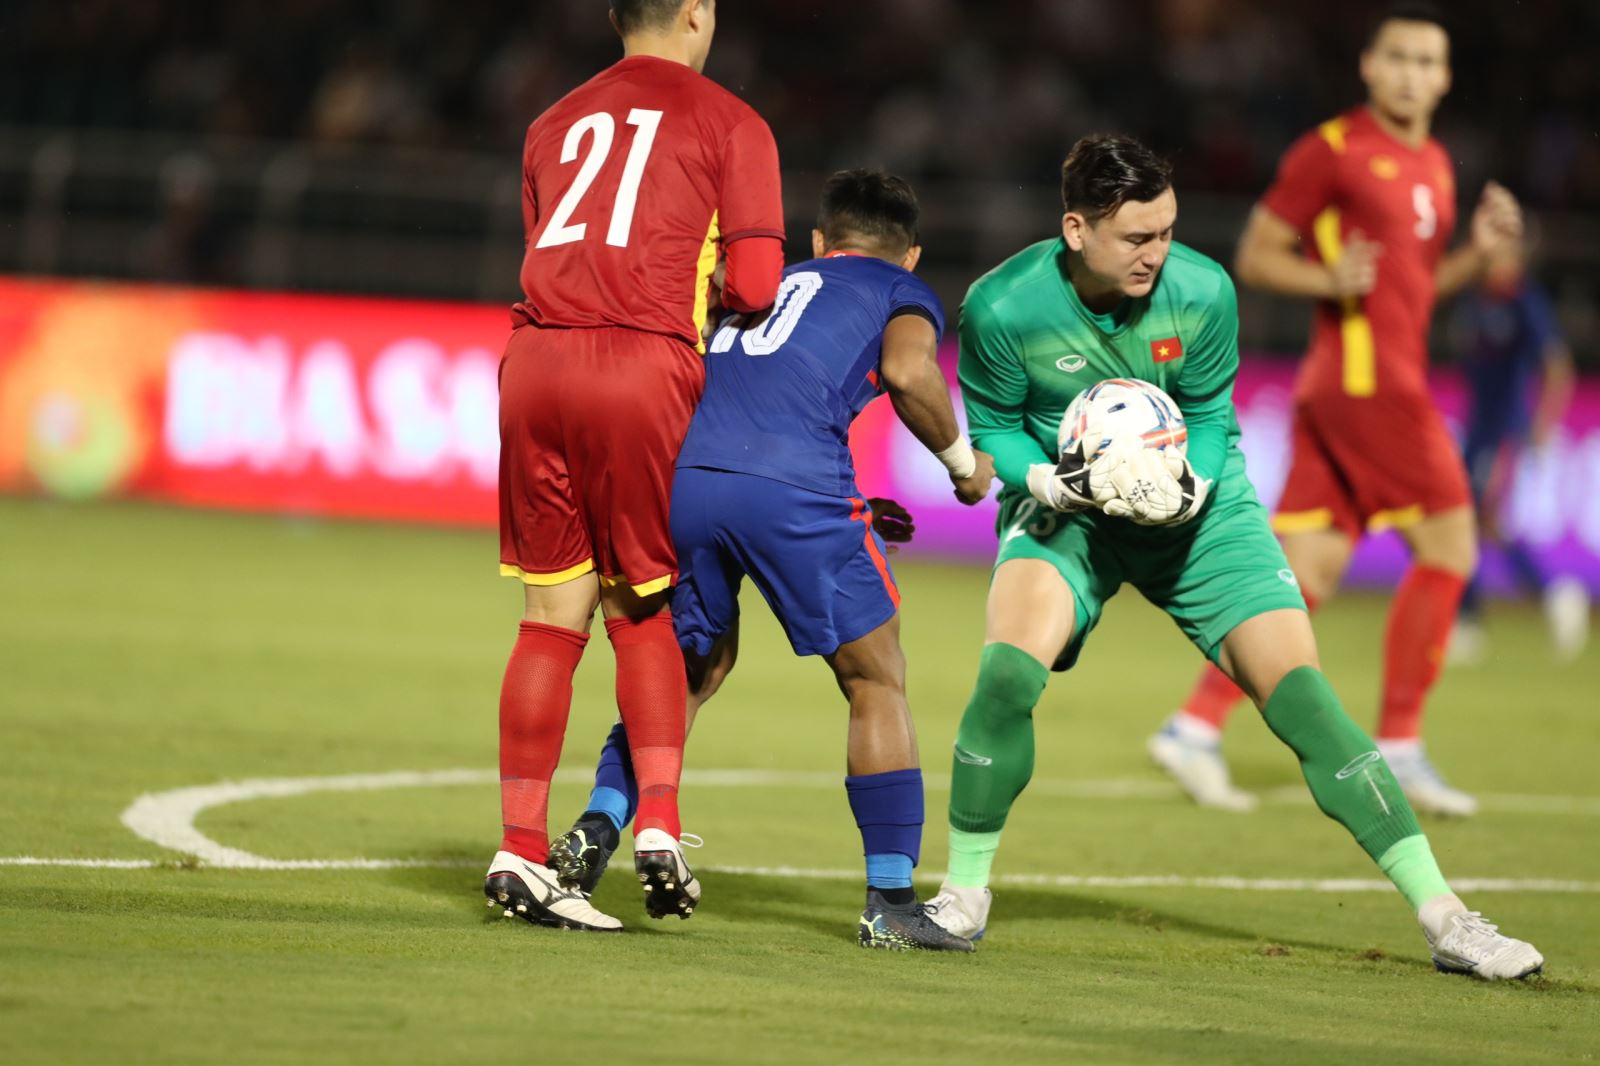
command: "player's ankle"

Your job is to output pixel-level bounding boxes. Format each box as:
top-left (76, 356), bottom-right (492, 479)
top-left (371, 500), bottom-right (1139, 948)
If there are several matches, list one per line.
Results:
top-left (1417, 893), bottom-right (1467, 940)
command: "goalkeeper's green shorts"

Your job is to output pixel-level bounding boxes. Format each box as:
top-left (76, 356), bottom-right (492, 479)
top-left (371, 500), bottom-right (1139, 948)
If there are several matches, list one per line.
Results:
top-left (990, 470), bottom-right (1306, 672)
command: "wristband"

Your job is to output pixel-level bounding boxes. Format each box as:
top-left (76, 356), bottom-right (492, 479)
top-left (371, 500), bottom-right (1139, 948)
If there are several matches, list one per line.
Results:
top-left (935, 435), bottom-right (977, 479)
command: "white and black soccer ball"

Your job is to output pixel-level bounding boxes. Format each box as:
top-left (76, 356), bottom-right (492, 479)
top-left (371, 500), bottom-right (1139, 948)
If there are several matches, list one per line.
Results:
top-left (1058, 378), bottom-right (1188, 463)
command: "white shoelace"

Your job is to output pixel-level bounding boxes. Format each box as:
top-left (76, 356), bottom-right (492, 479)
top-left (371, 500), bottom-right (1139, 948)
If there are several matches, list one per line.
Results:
top-left (678, 832), bottom-right (705, 850)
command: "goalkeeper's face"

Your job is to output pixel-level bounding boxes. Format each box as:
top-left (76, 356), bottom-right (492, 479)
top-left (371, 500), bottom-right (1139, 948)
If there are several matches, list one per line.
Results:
top-left (1065, 188), bottom-right (1177, 301)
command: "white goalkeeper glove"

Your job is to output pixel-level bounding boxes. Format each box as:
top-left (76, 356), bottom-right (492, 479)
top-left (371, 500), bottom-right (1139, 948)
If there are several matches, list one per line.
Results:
top-left (1103, 448), bottom-right (1212, 526)
top-left (1025, 440), bottom-right (1126, 513)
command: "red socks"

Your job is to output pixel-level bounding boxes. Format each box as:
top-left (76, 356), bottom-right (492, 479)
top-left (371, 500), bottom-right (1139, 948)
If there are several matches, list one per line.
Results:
top-left (1181, 663), bottom-right (1246, 728)
top-left (1378, 565), bottom-right (1466, 740)
top-left (1181, 591), bottom-right (1320, 726)
top-left (605, 614), bottom-right (685, 840)
top-left (498, 621), bottom-right (589, 863)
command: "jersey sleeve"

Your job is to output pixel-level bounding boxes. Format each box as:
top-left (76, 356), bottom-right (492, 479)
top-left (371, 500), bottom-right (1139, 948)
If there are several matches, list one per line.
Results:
top-left (718, 115), bottom-right (786, 244)
top-left (957, 291), bottom-right (1053, 488)
top-left (1171, 270), bottom-right (1240, 485)
top-left (888, 273), bottom-right (946, 340)
top-left (1259, 131), bottom-right (1338, 233)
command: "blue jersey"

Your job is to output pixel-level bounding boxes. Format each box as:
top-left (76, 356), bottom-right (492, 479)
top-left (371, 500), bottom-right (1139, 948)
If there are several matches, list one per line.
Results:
top-left (1457, 280), bottom-right (1560, 445)
top-left (676, 254), bottom-right (945, 496)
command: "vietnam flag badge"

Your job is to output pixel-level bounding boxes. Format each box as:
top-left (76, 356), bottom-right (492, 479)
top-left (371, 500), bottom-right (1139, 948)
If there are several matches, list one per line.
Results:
top-left (1151, 336), bottom-right (1184, 363)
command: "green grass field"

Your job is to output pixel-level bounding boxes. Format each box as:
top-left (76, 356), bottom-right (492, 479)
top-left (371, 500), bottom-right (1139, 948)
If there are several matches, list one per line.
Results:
top-left (2, 497), bottom-right (1597, 1065)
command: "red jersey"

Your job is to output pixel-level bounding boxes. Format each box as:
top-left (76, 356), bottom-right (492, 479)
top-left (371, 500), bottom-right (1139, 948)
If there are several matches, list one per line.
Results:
top-left (1261, 106), bottom-right (1456, 399)
top-left (514, 55), bottom-right (784, 351)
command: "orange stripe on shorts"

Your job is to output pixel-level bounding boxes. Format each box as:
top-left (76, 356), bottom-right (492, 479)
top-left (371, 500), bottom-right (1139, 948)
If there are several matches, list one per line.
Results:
top-left (851, 497), bottom-right (900, 609)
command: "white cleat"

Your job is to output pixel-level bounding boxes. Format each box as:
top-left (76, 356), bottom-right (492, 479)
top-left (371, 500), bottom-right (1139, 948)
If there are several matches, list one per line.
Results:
top-left (924, 880), bottom-right (992, 941)
top-left (1544, 577), bottom-right (1590, 662)
top-left (634, 828), bottom-right (701, 920)
top-left (1147, 714), bottom-right (1258, 812)
top-left (482, 850), bottom-right (623, 932)
top-left (1445, 619), bottom-right (1487, 666)
top-left (1379, 741), bottom-right (1478, 818)
top-left (1426, 909), bottom-right (1544, 981)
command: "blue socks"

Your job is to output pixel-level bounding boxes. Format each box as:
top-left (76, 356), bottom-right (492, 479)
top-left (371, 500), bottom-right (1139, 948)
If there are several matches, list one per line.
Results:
top-left (583, 720), bottom-right (637, 831)
top-left (585, 724), bottom-right (925, 897)
top-left (845, 768), bottom-right (923, 892)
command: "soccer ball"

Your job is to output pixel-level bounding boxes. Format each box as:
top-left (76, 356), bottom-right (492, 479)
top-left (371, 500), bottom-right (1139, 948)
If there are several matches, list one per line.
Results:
top-left (1058, 378), bottom-right (1187, 463)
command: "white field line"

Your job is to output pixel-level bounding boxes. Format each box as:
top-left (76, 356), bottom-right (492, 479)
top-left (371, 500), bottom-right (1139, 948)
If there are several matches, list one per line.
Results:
top-left (3, 854), bottom-right (1599, 895)
top-left (0, 768), bottom-right (1593, 893)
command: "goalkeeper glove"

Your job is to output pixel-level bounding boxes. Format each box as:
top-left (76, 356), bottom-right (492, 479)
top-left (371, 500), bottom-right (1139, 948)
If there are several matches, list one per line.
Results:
top-left (1103, 449), bottom-right (1211, 526)
top-left (1025, 440), bottom-right (1125, 513)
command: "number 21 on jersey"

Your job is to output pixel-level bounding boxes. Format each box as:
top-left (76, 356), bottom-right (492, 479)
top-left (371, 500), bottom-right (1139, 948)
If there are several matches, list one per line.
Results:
top-left (535, 109), bottom-right (663, 250)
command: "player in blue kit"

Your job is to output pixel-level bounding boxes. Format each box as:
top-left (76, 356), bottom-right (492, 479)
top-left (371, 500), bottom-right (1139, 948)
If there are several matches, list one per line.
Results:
top-left (1449, 235), bottom-right (1587, 661)
top-left (548, 169), bottom-right (995, 950)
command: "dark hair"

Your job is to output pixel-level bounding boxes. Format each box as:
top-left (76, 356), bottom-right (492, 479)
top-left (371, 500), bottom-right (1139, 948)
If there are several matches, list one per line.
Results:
top-left (611, 0), bottom-right (689, 35)
top-left (1366, 2), bottom-right (1449, 48)
top-left (816, 168), bottom-right (920, 254)
top-left (1060, 134), bottom-right (1173, 221)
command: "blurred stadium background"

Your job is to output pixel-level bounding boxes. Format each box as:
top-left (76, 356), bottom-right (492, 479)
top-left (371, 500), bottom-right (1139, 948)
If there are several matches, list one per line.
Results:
top-left (4, 4), bottom-right (1599, 1062)
top-left (3, 0), bottom-right (1600, 593)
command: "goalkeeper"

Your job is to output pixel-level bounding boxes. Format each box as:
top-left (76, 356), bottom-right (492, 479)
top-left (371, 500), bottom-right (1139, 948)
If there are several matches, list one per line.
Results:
top-left (923, 134), bottom-right (1542, 981)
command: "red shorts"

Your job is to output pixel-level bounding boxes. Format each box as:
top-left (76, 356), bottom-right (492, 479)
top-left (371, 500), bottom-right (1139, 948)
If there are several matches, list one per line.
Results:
top-left (498, 325), bottom-right (704, 595)
top-left (1274, 390), bottom-right (1470, 539)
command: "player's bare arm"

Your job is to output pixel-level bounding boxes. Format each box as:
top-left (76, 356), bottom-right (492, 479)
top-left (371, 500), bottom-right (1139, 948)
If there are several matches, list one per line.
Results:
top-left (1532, 338), bottom-right (1577, 448)
top-left (1437, 181), bottom-right (1524, 298)
top-left (1235, 205), bottom-right (1379, 301)
top-left (879, 313), bottom-right (996, 505)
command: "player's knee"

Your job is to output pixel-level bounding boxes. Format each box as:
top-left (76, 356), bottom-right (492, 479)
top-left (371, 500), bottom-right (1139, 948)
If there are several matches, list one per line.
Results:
top-left (968, 644), bottom-right (1046, 725)
top-left (1405, 508), bottom-right (1478, 578)
top-left (832, 647), bottom-right (906, 703)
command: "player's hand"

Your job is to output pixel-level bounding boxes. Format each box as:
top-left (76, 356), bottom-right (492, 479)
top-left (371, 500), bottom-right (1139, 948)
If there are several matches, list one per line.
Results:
top-left (1470, 181), bottom-right (1523, 256)
top-left (1329, 230), bottom-right (1381, 299)
top-left (1103, 448), bottom-right (1211, 526)
top-left (867, 498), bottom-right (915, 551)
top-left (951, 450), bottom-right (996, 505)
top-left (1026, 441), bottom-right (1125, 512)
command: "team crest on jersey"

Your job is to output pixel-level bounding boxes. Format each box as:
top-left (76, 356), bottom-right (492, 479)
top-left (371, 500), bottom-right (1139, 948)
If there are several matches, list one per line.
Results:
top-left (1369, 155), bottom-right (1401, 180)
top-left (1150, 337), bottom-right (1183, 363)
top-left (1055, 354), bottom-right (1087, 373)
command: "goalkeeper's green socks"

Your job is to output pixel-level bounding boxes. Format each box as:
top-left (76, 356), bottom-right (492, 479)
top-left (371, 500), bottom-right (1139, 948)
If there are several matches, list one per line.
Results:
top-left (1260, 666), bottom-right (1452, 909)
top-left (946, 643), bottom-right (1049, 887)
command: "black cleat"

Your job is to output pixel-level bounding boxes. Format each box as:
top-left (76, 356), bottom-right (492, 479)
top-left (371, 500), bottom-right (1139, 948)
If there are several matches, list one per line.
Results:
top-left (858, 889), bottom-right (976, 952)
top-left (482, 850), bottom-right (622, 932)
top-left (547, 815), bottom-right (620, 896)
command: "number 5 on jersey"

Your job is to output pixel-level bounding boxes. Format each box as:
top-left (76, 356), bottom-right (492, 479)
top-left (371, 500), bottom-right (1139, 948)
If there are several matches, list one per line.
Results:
top-left (535, 109), bottom-right (663, 250)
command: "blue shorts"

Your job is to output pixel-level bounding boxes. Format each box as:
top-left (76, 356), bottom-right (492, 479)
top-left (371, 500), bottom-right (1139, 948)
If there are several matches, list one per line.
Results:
top-left (669, 467), bottom-right (900, 657)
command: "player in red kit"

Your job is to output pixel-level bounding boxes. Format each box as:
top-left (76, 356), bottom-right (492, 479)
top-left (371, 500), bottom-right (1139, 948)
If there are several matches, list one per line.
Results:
top-left (486, 0), bottom-right (783, 932)
top-left (1149, 4), bottom-right (1523, 817)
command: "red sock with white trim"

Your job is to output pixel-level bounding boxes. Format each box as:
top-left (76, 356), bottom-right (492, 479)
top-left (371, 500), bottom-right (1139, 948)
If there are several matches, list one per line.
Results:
top-left (1378, 565), bottom-right (1466, 740)
top-left (605, 614), bottom-right (685, 840)
top-left (498, 621), bottom-right (589, 863)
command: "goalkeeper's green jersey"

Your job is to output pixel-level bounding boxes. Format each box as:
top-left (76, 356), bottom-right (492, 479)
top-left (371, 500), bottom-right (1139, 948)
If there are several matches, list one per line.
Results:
top-left (958, 238), bottom-right (1244, 498)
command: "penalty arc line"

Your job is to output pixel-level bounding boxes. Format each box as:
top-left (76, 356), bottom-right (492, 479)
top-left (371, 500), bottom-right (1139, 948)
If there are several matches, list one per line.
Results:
top-left (1, 855), bottom-right (1598, 895)
top-left (1, 768), bottom-right (1596, 893)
